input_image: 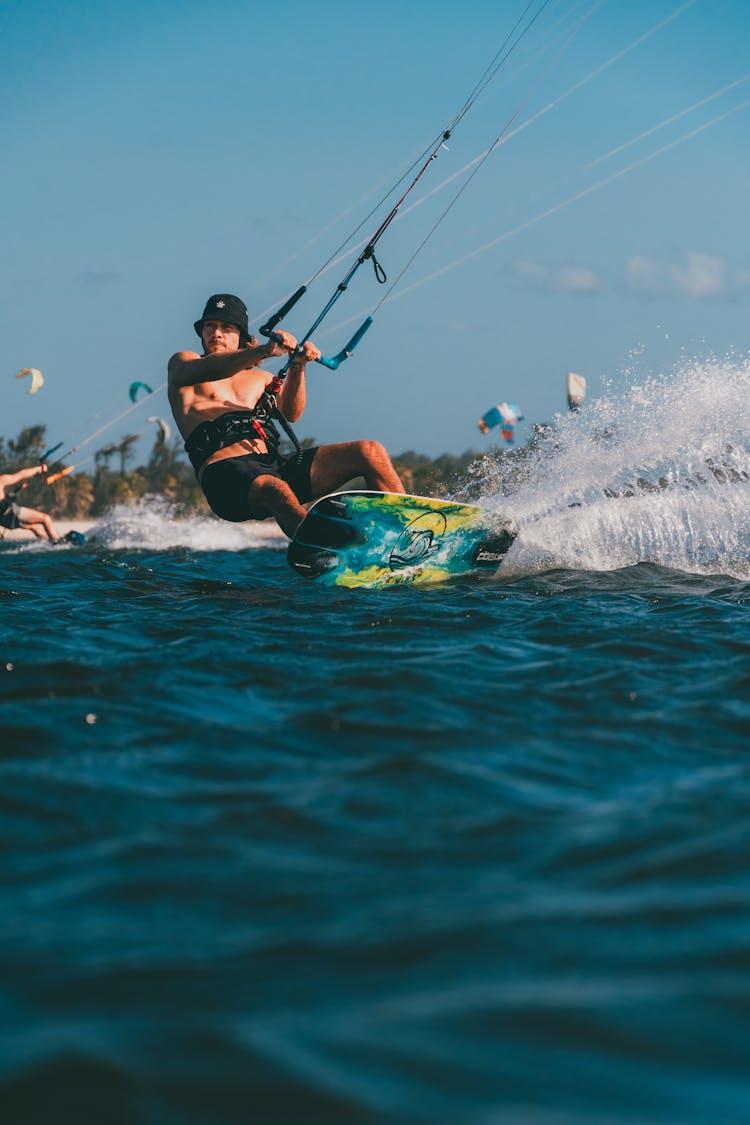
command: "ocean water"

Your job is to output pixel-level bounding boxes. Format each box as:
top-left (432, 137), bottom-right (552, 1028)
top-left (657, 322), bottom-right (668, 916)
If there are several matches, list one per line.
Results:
top-left (2, 361), bottom-right (750, 1124)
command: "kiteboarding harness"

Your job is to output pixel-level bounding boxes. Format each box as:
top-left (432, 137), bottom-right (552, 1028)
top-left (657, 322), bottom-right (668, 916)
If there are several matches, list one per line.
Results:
top-left (183, 376), bottom-right (303, 473)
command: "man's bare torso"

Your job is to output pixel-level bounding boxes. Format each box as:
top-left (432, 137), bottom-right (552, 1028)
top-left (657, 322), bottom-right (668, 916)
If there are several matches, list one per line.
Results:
top-left (168, 362), bottom-right (275, 470)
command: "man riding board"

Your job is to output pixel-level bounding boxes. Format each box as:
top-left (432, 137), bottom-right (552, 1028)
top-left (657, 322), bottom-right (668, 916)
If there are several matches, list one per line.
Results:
top-left (0, 464), bottom-right (59, 541)
top-left (168, 294), bottom-right (404, 537)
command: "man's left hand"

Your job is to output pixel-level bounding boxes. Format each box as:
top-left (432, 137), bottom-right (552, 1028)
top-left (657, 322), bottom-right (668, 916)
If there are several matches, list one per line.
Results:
top-left (294, 340), bottom-right (321, 365)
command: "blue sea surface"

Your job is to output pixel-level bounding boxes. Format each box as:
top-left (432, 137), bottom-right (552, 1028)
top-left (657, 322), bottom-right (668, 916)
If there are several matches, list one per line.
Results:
top-left (3, 364), bottom-right (750, 1124)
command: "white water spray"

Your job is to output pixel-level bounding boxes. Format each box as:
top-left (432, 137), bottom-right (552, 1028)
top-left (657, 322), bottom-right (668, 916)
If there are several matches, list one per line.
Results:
top-left (468, 356), bottom-right (750, 580)
top-left (89, 498), bottom-right (286, 552)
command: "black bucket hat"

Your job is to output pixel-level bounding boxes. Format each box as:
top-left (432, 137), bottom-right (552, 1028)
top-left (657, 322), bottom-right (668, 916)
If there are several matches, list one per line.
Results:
top-left (194, 294), bottom-right (250, 341)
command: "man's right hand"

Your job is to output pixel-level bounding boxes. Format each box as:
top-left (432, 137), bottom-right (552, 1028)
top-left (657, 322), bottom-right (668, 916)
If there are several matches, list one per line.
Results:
top-left (267, 329), bottom-right (297, 356)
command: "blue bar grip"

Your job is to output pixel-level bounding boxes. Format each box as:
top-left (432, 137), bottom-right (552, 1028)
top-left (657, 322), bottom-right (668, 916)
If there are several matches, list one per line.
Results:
top-left (317, 317), bottom-right (374, 370)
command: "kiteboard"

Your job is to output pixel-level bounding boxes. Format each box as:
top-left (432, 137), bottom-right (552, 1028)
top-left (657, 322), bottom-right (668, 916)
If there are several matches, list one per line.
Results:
top-left (57, 529), bottom-right (86, 546)
top-left (287, 491), bottom-right (516, 589)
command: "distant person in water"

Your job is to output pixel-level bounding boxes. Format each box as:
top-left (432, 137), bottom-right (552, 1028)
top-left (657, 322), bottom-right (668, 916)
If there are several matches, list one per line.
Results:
top-left (0, 464), bottom-right (59, 541)
top-left (168, 294), bottom-right (404, 537)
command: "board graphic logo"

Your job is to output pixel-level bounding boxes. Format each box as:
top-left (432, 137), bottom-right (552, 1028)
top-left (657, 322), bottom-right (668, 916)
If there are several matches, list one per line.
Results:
top-left (389, 511), bottom-right (447, 570)
top-left (471, 529), bottom-right (516, 568)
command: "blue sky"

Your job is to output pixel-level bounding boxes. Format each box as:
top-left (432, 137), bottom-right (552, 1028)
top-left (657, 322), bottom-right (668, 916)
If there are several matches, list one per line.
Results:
top-left (3, 0), bottom-right (749, 462)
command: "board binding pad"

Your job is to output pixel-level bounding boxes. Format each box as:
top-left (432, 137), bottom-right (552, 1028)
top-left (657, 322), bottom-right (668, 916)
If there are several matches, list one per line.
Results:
top-left (288, 491), bottom-right (515, 588)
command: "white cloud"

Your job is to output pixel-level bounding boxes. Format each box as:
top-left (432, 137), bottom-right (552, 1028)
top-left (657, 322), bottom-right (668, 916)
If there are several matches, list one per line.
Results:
top-left (510, 252), bottom-right (750, 301)
top-left (554, 266), bottom-right (601, 294)
top-left (624, 252), bottom-right (749, 299)
top-left (511, 260), bottom-right (601, 295)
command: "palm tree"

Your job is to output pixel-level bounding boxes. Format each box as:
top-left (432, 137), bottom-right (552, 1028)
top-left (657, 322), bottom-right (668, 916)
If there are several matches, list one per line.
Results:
top-left (116, 434), bottom-right (139, 476)
top-left (95, 443), bottom-right (118, 472)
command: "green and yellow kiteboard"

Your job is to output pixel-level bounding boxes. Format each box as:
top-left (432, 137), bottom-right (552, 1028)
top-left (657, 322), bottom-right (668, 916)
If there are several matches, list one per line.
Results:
top-left (287, 491), bottom-right (516, 589)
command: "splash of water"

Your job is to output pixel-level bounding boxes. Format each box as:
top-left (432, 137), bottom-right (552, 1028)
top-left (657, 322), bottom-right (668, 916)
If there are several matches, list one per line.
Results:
top-left (90, 498), bottom-right (286, 552)
top-left (465, 356), bottom-right (750, 580)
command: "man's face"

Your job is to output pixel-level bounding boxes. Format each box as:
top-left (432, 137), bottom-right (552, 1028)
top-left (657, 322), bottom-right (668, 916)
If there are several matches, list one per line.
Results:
top-left (202, 319), bottom-right (241, 354)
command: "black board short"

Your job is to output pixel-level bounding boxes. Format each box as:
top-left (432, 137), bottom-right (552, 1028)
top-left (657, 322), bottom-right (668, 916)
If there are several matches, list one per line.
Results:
top-left (200, 448), bottom-right (318, 522)
top-left (0, 501), bottom-right (20, 531)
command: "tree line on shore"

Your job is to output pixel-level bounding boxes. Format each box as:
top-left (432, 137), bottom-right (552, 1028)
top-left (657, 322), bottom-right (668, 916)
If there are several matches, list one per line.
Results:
top-left (0, 424), bottom-right (511, 518)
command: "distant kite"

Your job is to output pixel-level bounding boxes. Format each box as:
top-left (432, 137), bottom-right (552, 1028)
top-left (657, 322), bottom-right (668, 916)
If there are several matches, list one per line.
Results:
top-left (478, 401), bottom-right (524, 443)
top-left (567, 372), bottom-right (586, 412)
top-left (15, 367), bottom-right (44, 395)
top-left (129, 380), bottom-right (153, 403)
top-left (147, 416), bottom-right (171, 444)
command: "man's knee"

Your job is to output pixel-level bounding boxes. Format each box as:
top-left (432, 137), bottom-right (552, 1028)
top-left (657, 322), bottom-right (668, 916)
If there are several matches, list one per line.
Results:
top-left (358, 439), bottom-right (389, 467)
top-left (250, 473), bottom-right (291, 499)
top-left (249, 473), bottom-right (301, 513)
top-left (249, 473), bottom-right (306, 537)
